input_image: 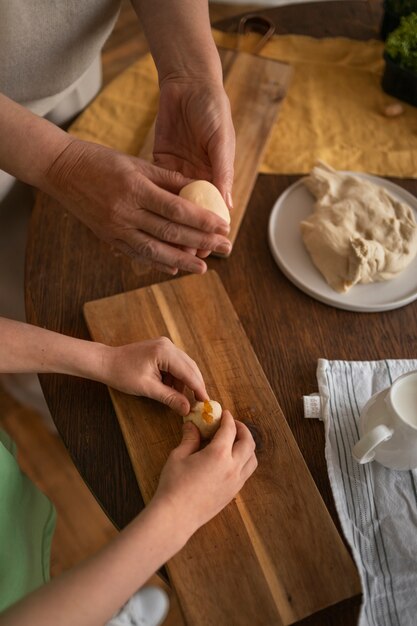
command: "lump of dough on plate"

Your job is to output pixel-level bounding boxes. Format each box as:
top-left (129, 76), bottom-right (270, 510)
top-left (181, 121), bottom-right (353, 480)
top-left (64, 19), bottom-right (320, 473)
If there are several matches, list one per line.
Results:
top-left (183, 400), bottom-right (222, 439)
top-left (300, 162), bottom-right (417, 293)
top-left (179, 180), bottom-right (231, 224)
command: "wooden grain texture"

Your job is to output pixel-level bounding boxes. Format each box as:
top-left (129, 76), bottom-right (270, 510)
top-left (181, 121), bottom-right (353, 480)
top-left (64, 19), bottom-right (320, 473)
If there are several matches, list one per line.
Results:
top-left (223, 52), bottom-right (292, 249)
top-left (27, 3), bottom-right (399, 625)
top-left (139, 52), bottom-right (292, 252)
top-left (214, 0), bottom-right (381, 40)
top-left (84, 271), bottom-right (360, 626)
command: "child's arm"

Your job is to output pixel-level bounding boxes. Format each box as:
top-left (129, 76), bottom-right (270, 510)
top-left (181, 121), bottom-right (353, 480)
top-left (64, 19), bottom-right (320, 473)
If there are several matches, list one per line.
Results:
top-left (0, 412), bottom-right (257, 625)
top-left (0, 316), bottom-right (206, 414)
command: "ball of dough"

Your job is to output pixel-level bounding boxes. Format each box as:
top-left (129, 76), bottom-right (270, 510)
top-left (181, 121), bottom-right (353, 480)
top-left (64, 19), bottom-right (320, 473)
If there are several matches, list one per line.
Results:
top-left (300, 162), bottom-right (417, 293)
top-left (183, 400), bottom-right (222, 439)
top-left (179, 180), bottom-right (231, 225)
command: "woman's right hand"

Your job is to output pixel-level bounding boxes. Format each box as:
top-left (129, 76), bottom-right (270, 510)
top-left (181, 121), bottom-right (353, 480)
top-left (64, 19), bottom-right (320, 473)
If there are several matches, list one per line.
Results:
top-left (152, 410), bottom-right (257, 538)
top-left (44, 139), bottom-right (231, 274)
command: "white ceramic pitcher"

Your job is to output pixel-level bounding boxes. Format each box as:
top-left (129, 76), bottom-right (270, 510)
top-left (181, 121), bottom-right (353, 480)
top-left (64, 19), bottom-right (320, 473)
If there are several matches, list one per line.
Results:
top-left (352, 370), bottom-right (417, 471)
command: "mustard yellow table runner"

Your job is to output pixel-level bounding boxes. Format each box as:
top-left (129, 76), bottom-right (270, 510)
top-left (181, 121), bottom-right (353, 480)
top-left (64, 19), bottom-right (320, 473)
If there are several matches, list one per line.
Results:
top-left (70, 30), bottom-right (417, 178)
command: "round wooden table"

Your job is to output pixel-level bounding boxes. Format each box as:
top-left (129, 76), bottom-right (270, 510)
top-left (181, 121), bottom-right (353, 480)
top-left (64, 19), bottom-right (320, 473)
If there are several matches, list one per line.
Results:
top-left (26, 2), bottom-right (416, 624)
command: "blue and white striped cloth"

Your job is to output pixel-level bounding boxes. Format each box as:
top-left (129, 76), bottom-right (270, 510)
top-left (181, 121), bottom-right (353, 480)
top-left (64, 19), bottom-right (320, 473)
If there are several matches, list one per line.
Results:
top-left (315, 359), bottom-right (417, 626)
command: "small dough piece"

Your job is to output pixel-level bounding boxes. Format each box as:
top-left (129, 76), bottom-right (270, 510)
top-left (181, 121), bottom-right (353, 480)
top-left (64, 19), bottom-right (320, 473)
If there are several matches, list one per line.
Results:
top-left (179, 180), bottom-right (231, 224)
top-left (183, 399), bottom-right (222, 439)
top-left (300, 162), bottom-right (417, 293)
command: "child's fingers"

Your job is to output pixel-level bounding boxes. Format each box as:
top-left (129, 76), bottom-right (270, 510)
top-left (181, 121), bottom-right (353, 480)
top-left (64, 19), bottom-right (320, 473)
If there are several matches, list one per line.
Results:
top-left (145, 379), bottom-right (191, 415)
top-left (161, 344), bottom-right (207, 400)
top-left (232, 420), bottom-right (256, 463)
top-left (174, 421), bottom-right (201, 458)
top-left (209, 410), bottom-right (237, 450)
top-left (241, 453), bottom-right (258, 481)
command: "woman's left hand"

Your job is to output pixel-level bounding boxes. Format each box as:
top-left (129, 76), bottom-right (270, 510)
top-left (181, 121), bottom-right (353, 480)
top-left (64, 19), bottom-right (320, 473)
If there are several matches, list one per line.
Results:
top-left (152, 78), bottom-right (235, 210)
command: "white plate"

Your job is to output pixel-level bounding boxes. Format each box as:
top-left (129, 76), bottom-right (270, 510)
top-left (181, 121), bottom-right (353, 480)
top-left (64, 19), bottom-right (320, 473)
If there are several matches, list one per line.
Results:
top-left (268, 173), bottom-right (417, 312)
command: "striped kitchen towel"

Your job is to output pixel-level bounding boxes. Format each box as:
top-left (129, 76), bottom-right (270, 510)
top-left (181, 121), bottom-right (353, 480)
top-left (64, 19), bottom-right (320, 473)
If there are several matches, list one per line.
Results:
top-left (313, 359), bottom-right (417, 626)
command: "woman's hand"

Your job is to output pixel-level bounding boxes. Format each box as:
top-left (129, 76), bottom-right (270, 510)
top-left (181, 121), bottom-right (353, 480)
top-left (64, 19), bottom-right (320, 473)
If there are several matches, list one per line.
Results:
top-left (100, 337), bottom-right (206, 415)
top-left (152, 78), bottom-right (235, 210)
top-left (152, 410), bottom-right (258, 536)
top-left (44, 139), bottom-right (231, 274)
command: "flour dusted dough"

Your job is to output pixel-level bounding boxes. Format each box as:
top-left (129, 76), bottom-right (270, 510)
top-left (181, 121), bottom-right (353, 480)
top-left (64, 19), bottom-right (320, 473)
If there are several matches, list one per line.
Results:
top-left (183, 400), bottom-right (222, 439)
top-left (179, 180), bottom-right (231, 224)
top-left (300, 162), bottom-right (417, 293)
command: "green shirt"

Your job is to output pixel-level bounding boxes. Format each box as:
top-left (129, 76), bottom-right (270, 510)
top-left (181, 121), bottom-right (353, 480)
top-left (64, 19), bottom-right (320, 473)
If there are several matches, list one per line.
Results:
top-left (0, 428), bottom-right (56, 612)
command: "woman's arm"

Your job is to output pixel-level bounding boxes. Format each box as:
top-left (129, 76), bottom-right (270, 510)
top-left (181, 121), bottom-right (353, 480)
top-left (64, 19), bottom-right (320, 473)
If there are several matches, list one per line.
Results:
top-left (0, 413), bottom-right (257, 626)
top-left (0, 94), bottom-right (230, 273)
top-left (131, 0), bottom-right (235, 207)
top-left (131, 0), bottom-right (222, 85)
top-left (0, 93), bottom-right (72, 188)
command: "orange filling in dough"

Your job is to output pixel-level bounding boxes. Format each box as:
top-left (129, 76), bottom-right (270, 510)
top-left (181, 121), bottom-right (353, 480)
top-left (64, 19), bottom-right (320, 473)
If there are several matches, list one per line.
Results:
top-left (202, 400), bottom-right (214, 424)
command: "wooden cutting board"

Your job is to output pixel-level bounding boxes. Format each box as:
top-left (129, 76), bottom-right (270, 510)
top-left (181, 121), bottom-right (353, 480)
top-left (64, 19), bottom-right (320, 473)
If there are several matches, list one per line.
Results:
top-left (84, 271), bottom-right (360, 626)
top-left (139, 50), bottom-right (292, 252)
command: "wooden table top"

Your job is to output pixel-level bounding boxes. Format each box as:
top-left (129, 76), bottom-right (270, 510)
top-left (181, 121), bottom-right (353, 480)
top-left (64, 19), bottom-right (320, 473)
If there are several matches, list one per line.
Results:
top-left (26, 3), bottom-right (416, 624)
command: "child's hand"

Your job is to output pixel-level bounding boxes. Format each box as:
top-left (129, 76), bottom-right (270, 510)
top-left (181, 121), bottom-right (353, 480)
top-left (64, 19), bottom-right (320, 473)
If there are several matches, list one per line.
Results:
top-left (152, 410), bottom-right (258, 537)
top-left (100, 337), bottom-right (206, 415)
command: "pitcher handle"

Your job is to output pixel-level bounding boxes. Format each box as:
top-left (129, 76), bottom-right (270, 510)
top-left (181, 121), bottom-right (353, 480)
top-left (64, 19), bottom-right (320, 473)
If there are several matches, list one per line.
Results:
top-left (352, 425), bottom-right (394, 464)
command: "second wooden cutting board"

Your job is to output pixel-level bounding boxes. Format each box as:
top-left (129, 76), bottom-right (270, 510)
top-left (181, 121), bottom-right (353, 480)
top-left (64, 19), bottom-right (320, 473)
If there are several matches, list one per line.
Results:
top-left (84, 271), bottom-right (360, 626)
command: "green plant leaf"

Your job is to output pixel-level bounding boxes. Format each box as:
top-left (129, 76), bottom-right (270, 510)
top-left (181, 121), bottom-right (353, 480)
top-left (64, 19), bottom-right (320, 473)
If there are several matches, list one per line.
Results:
top-left (385, 12), bottom-right (417, 72)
